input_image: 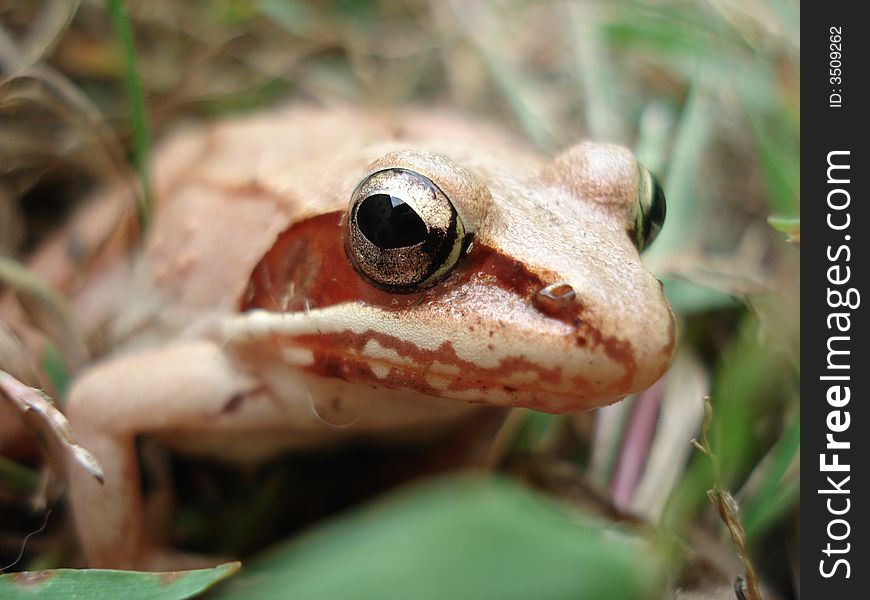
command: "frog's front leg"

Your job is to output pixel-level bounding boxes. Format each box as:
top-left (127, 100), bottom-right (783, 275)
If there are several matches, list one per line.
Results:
top-left (65, 339), bottom-right (275, 570)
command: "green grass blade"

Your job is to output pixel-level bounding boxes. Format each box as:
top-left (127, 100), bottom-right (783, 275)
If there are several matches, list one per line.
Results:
top-left (746, 105), bottom-right (800, 215)
top-left (0, 455), bottom-right (38, 495)
top-left (661, 314), bottom-right (795, 532)
top-left (743, 476), bottom-right (799, 542)
top-left (741, 409), bottom-right (800, 540)
top-left (567, 3), bottom-right (625, 142)
top-left (0, 256), bottom-right (88, 370)
top-left (106, 0), bottom-right (153, 231)
top-left (644, 80), bottom-right (713, 259)
top-left (0, 562), bottom-right (240, 600)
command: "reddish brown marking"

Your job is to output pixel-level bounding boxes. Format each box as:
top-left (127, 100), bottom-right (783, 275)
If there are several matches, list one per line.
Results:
top-left (219, 385), bottom-right (270, 415)
top-left (571, 315), bottom-right (638, 390)
top-left (252, 329), bottom-right (564, 401)
top-left (239, 211), bottom-right (559, 318)
top-left (234, 329), bottom-right (623, 412)
top-left (11, 571), bottom-right (55, 586)
top-left (221, 393), bottom-right (245, 414)
top-left (240, 211), bottom-right (631, 365)
top-left (241, 211), bottom-right (425, 312)
top-left (238, 210), bottom-right (640, 401)
top-left (601, 336), bottom-right (637, 387)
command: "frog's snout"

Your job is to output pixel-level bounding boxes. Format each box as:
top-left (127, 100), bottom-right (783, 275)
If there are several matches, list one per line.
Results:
top-left (520, 268), bottom-right (676, 409)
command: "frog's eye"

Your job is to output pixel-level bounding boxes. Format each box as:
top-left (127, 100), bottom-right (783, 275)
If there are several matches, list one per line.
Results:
top-left (633, 166), bottom-right (667, 251)
top-left (346, 168), bottom-right (468, 292)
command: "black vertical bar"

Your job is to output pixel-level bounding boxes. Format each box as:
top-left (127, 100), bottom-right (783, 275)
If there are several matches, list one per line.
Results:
top-left (803, 5), bottom-right (868, 597)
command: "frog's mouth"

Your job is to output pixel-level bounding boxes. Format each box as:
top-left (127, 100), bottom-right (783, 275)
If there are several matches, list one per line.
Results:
top-left (220, 307), bottom-right (648, 414)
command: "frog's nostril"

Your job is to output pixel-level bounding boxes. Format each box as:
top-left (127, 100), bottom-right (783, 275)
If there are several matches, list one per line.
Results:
top-left (533, 281), bottom-right (577, 318)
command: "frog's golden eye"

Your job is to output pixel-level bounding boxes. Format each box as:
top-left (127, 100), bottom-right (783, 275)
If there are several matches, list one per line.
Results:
top-left (346, 168), bottom-right (468, 292)
top-left (634, 166), bottom-right (667, 251)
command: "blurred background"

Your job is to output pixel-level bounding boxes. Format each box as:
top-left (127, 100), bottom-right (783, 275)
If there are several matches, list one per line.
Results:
top-left (0, 1), bottom-right (798, 599)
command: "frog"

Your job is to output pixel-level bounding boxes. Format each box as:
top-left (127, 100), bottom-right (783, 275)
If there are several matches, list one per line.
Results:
top-left (59, 104), bottom-right (675, 570)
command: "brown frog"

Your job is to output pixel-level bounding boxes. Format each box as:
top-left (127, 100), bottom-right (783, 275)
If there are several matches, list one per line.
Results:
top-left (60, 105), bottom-right (674, 569)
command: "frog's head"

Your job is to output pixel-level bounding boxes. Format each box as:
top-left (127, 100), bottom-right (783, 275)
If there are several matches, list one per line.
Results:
top-left (235, 144), bottom-right (674, 414)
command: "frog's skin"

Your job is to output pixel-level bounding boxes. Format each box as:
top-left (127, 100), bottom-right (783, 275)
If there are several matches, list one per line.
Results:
top-left (61, 105), bottom-right (675, 570)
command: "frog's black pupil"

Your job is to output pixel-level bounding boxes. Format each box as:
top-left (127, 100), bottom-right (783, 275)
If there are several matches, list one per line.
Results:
top-left (357, 194), bottom-right (428, 249)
